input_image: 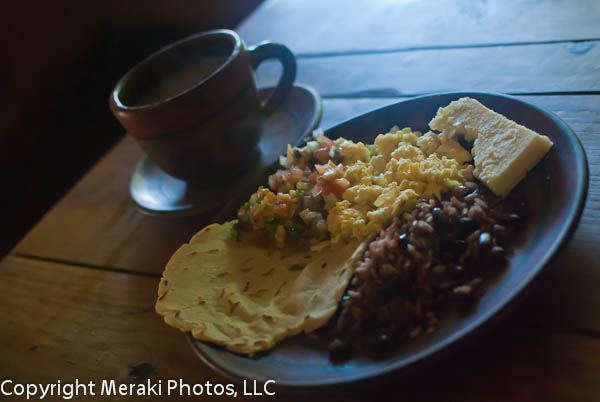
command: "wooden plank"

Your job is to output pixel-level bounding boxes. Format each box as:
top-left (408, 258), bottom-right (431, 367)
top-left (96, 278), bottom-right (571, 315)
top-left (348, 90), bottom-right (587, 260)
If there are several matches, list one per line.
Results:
top-left (1, 255), bottom-right (600, 401)
top-left (253, 41), bottom-right (600, 96)
top-left (14, 95), bottom-right (600, 281)
top-left (13, 138), bottom-right (215, 276)
top-left (0, 256), bottom-right (232, 401)
top-left (238, 0), bottom-right (600, 55)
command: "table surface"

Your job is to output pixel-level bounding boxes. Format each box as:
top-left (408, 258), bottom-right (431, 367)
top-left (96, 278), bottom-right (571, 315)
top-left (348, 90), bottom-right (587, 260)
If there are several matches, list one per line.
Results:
top-left (4, 1), bottom-right (600, 400)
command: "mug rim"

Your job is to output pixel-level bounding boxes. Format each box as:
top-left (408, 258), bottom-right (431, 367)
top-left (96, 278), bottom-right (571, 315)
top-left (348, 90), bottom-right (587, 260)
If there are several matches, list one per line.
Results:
top-left (110, 29), bottom-right (242, 111)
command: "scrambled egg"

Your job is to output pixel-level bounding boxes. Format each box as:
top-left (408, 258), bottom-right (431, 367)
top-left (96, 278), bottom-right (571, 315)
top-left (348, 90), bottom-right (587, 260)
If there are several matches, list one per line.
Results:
top-left (326, 126), bottom-right (473, 244)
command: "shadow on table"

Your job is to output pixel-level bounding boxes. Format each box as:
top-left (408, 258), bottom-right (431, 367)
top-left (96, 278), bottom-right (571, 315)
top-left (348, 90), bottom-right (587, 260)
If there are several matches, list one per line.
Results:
top-left (1, 0), bottom-right (263, 257)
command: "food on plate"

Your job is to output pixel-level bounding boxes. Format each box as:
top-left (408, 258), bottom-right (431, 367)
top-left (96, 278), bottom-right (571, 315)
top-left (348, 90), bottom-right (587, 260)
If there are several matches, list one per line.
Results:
top-left (329, 181), bottom-right (525, 361)
top-left (430, 97), bottom-right (553, 196)
top-left (237, 126), bottom-right (474, 249)
top-left (156, 221), bottom-right (368, 355)
top-left (156, 97), bottom-right (553, 361)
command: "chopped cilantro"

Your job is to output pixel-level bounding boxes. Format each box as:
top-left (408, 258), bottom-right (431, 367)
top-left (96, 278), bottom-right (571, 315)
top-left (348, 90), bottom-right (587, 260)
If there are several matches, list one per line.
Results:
top-left (331, 147), bottom-right (345, 164)
top-left (289, 264), bottom-right (304, 271)
top-left (296, 180), bottom-right (308, 191)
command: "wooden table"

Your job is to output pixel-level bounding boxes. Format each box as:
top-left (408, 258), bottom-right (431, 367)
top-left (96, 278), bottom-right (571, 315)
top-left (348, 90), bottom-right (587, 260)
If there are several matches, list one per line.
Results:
top-left (3, 1), bottom-right (600, 400)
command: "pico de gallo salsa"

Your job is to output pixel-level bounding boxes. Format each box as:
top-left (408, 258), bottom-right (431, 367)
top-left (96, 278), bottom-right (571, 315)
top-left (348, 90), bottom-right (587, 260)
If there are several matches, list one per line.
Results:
top-left (237, 129), bottom-right (351, 247)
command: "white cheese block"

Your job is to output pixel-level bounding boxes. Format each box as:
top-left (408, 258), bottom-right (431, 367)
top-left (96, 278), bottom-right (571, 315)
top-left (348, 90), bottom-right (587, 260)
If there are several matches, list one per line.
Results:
top-left (430, 97), bottom-right (553, 196)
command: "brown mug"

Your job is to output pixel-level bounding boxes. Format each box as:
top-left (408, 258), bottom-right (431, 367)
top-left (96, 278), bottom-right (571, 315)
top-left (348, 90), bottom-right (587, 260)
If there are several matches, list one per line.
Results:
top-left (109, 29), bottom-right (296, 182)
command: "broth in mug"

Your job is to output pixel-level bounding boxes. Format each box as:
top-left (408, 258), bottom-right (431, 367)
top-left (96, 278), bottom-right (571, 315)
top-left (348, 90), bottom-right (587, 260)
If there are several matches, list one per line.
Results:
top-left (137, 54), bottom-right (229, 105)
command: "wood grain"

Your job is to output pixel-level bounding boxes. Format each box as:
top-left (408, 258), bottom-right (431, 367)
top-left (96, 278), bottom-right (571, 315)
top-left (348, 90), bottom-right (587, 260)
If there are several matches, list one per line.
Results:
top-left (13, 138), bottom-right (215, 275)
top-left (0, 256), bottom-right (233, 401)
top-left (253, 41), bottom-right (600, 97)
top-left (1, 255), bottom-right (600, 401)
top-left (238, 0), bottom-right (600, 55)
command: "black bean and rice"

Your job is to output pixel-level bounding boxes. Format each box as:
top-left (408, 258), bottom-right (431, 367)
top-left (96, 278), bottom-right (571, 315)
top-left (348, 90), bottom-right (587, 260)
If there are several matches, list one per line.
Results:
top-left (329, 181), bottom-right (526, 362)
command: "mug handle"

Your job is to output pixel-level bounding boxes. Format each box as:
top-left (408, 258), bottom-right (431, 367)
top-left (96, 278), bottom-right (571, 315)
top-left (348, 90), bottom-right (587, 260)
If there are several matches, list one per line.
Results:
top-left (248, 42), bottom-right (297, 116)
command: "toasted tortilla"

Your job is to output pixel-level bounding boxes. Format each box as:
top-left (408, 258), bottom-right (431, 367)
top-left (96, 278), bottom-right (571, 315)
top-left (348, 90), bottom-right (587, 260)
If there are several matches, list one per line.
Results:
top-left (155, 221), bottom-right (367, 355)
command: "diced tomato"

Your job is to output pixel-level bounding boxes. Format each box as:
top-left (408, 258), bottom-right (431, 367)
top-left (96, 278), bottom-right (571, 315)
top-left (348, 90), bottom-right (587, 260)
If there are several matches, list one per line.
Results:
top-left (249, 205), bottom-right (266, 229)
top-left (268, 173), bottom-right (277, 190)
top-left (320, 185), bottom-right (332, 196)
top-left (290, 167), bottom-right (304, 181)
top-left (273, 203), bottom-right (291, 218)
top-left (316, 135), bottom-right (334, 147)
top-left (322, 178), bottom-right (350, 198)
top-left (262, 188), bottom-right (277, 204)
top-left (312, 147), bottom-right (330, 164)
top-left (268, 169), bottom-right (303, 193)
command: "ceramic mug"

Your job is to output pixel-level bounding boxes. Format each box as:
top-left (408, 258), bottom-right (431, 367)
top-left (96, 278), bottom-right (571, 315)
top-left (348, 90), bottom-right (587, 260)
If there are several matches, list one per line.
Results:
top-left (109, 29), bottom-right (296, 182)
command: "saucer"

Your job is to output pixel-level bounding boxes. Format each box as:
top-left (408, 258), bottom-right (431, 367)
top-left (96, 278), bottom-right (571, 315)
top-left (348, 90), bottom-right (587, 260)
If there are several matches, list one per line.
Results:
top-left (129, 83), bottom-right (322, 216)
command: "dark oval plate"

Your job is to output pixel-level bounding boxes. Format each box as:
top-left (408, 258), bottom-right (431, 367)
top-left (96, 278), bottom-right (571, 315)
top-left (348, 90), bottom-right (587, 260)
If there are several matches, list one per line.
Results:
top-left (187, 92), bottom-right (588, 388)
